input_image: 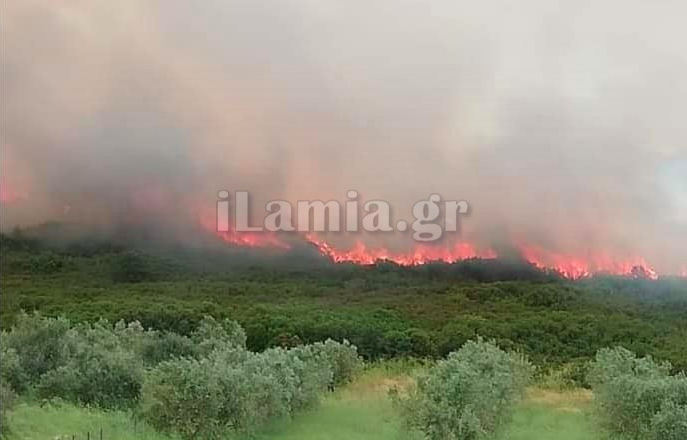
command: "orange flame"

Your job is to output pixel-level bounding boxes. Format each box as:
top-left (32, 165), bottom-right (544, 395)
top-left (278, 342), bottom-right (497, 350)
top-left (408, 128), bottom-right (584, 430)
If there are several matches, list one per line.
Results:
top-left (305, 234), bottom-right (496, 266)
top-left (198, 211), bottom-right (290, 249)
top-left (198, 216), bottom-right (671, 280)
top-left (517, 243), bottom-right (658, 280)
top-left (305, 235), bottom-right (662, 279)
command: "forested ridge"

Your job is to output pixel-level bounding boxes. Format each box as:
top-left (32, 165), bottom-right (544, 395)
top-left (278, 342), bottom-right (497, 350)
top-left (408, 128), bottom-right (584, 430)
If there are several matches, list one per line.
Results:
top-left (2, 231), bottom-right (686, 379)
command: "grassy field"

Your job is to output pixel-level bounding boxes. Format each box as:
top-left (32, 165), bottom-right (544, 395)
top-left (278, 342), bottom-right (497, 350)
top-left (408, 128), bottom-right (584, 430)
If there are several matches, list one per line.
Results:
top-left (5, 402), bottom-right (166, 440)
top-left (258, 369), bottom-right (598, 440)
top-left (5, 365), bottom-right (600, 440)
top-left (257, 364), bottom-right (420, 440)
top-left (501, 388), bottom-right (596, 439)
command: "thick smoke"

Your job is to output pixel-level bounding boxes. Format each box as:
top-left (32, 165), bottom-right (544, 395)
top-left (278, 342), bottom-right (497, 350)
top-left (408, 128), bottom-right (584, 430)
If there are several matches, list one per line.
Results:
top-left (2, 1), bottom-right (686, 273)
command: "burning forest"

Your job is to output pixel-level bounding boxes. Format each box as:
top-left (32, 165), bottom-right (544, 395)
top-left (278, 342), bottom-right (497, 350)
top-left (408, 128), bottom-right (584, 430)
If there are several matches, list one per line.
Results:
top-left (3, 3), bottom-right (687, 440)
top-left (1, 1), bottom-right (686, 278)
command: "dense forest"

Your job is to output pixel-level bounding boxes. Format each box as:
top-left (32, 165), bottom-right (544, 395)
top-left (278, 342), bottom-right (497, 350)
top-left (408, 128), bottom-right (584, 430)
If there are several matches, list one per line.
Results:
top-left (2, 229), bottom-right (686, 384)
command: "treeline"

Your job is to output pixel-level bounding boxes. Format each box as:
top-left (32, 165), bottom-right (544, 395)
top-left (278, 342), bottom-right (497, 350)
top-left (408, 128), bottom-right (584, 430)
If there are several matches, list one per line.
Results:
top-left (0, 312), bottom-right (362, 438)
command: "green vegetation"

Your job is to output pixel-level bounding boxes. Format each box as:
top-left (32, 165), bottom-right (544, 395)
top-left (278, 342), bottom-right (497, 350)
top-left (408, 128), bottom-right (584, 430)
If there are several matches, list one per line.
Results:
top-left (394, 339), bottom-right (533, 438)
top-left (140, 339), bottom-right (361, 438)
top-left (257, 365), bottom-right (417, 440)
top-left (3, 366), bottom-right (597, 440)
top-left (499, 388), bottom-right (596, 440)
top-left (2, 231), bottom-right (687, 438)
top-left (2, 231), bottom-right (687, 375)
top-left (588, 347), bottom-right (687, 439)
top-left (5, 402), bottom-right (167, 440)
top-left (0, 312), bottom-right (362, 439)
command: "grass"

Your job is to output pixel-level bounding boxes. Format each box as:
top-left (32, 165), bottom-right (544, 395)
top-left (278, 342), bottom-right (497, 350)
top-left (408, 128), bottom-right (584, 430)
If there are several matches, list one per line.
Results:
top-left (500, 388), bottom-right (597, 439)
top-left (257, 393), bottom-right (411, 439)
top-left (5, 368), bottom-right (600, 440)
top-left (4, 401), bottom-right (167, 440)
top-left (258, 362), bottom-right (421, 439)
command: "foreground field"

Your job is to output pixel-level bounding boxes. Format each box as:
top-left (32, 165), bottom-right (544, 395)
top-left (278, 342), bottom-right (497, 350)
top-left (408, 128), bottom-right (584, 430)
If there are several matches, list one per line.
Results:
top-left (6, 367), bottom-right (597, 440)
top-left (501, 388), bottom-right (595, 440)
top-left (259, 370), bottom-right (596, 440)
top-left (258, 364), bottom-right (419, 439)
top-left (6, 403), bottom-right (165, 440)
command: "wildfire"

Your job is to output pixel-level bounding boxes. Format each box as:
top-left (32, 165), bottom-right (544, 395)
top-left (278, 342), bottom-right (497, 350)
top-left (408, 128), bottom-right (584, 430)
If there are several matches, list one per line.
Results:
top-left (198, 212), bottom-right (290, 249)
top-left (517, 243), bottom-right (659, 280)
top-left (199, 219), bottom-right (674, 280)
top-left (305, 234), bottom-right (496, 266)
top-left (304, 235), bottom-right (667, 280)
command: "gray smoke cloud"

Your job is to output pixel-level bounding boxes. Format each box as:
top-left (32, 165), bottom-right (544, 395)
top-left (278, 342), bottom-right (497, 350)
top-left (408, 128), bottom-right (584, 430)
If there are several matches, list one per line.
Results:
top-left (2, 1), bottom-right (686, 273)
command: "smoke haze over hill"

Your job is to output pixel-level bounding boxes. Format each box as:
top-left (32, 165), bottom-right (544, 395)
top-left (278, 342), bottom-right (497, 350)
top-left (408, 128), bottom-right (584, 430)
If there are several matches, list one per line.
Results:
top-left (2, 1), bottom-right (686, 274)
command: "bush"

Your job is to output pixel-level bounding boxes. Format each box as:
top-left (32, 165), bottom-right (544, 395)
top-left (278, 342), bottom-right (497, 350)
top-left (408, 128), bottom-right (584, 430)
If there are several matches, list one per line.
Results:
top-left (0, 380), bottom-right (16, 437)
top-left (191, 315), bottom-right (247, 355)
top-left (1, 312), bottom-right (73, 391)
top-left (140, 347), bottom-right (298, 438)
top-left (36, 322), bottom-right (144, 408)
top-left (138, 356), bottom-right (226, 438)
top-left (589, 347), bottom-right (687, 439)
top-left (0, 345), bottom-right (25, 394)
top-left (139, 330), bottom-right (198, 364)
top-left (1, 312), bottom-right (363, 437)
top-left (311, 339), bottom-right (363, 387)
top-left (651, 400), bottom-right (687, 439)
top-left (286, 345), bottom-right (333, 410)
top-left (139, 338), bottom-right (358, 438)
top-left (395, 338), bottom-right (532, 439)
top-left (112, 320), bottom-right (197, 365)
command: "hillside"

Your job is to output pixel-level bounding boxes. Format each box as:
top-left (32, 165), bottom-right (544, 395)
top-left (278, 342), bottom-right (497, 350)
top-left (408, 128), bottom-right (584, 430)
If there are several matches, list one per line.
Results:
top-left (2, 232), bottom-right (686, 376)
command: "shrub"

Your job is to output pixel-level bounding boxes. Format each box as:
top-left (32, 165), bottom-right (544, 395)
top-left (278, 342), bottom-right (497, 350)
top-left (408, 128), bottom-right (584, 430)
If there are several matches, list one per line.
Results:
top-left (0, 380), bottom-right (16, 437)
top-left (396, 338), bottom-right (532, 439)
top-left (36, 322), bottom-right (144, 408)
top-left (113, 320), bottom-right (197, 365)
top-left (1, 312), bottom-right (73, 390)
top-left (589, 347), bottom-right (687, 439)
top-left (192, 315), bottom-right (247, 355)
top-left (286, 345), bottom-right (333, 411)
top-left (311, 339), bottom-right (363, 387)
top-left (587, 346), bottom-right (671, 387)
top-left (651, 400), bottom-right (687, 439)
top-left (139, 338), bottom-right (356, 438)
top-left (652, 377), bottom-right (687, 439)
top-left (139, 356), bottom-right (226, 438)
top-left (0, 345), bottom-right (25, 393)
top-left (140, 346), bottom-right (292, 438)
top-left (139, 330), bottom-right (198, 364)
top-left (2, 312), bottom-right (361, 437)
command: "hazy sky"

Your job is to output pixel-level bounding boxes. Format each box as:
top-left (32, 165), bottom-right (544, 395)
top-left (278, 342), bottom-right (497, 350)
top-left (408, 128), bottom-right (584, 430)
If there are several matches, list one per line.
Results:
top-left (2, 1), bottom-right (686, 272)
